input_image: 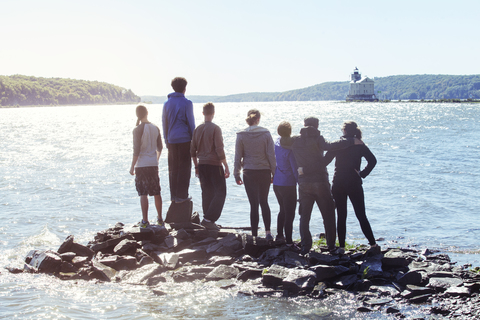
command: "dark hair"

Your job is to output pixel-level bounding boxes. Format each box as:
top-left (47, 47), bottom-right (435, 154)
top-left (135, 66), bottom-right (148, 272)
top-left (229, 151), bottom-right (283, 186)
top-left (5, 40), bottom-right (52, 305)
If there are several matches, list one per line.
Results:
top-left (304, 116), bottom-right (319, 128)
top-left (135, 105), bottom-right (148, 126)
top-left (343, 121), bottom-right (362, 140)
top-left (171, 77), bottom-right (188, 93)
top-left (203, 102), bottom-right (215, 115)
top-left (277, 121), bottom-right (292, 137)
top-left (245, 109), bottom-right (261, 126)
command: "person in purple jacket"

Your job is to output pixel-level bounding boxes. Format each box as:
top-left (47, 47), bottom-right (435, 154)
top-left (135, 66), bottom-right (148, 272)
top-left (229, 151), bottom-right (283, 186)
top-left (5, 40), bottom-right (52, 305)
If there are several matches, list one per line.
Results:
top-left (273, 121), bottom-right (298, 246)
top-left (162, 77), bottom-right (195, 203)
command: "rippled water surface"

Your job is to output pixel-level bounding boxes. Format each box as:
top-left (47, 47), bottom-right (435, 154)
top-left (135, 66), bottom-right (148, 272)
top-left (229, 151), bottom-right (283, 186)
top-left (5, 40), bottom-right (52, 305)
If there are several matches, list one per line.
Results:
top-left (1, 101), bottom-right (480, 318)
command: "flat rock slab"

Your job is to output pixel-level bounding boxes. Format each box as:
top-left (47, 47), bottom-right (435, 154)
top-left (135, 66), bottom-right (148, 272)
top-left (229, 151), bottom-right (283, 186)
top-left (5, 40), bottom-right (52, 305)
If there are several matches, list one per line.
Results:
top-left (205, 265), bottom-right (239, 281)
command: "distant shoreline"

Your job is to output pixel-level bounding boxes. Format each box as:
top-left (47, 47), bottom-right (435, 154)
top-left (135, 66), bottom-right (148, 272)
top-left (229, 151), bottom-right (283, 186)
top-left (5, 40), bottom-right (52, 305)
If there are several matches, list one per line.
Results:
top-left (0, 101), bottom-right (139, 109)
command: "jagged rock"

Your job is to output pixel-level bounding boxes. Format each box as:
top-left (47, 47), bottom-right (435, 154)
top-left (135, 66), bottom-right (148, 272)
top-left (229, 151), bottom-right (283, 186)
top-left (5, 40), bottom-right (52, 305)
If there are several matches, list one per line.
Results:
top-left (169, 222), bottom-right (203, 231)
top-left (60, 252), bottom-right (76, 262)
top-left (444, 286), bottom-right (471, 297)
top-left (386, 307), bottom-right (400, 314)
top-left (114, 239), bottom-right (138, 256)
top-left (91, 260), bottom-right (116, 281)
top-left (176, 248), bottom-right (207, 263)
top-left (408, 293), bottom-right (432, 303)
top-left (141, 242), bottom-right (164, 253)
top-left (262, 264), bottom-right (290, 287)
top-left (397, 270), bottom-right (423, 286)
top-left (237, 268), bottom-right (263, 281)
top-left (60, 261), bottom-right (78, 273)
top-left (173, 271), bottom-right (206, 282)
top-left (370, 285), bottom-right (400, 297)
top-left (71, 256), bottom-right (90, 268)
top-left (427, 277), bottom-right (463, 291)
top-left (360, 254), bottom-right (383, 278)
top-left (282, 269), bottom-right (317, 294)
top-left (207, 256), bottom-right (235, 266)
top-left (283, 250), bottom-right (308, 268)
top-left (58, 235), bottom-right (74, 254)
top-left (425, 253), bottom-right (451, 264)
top-left (215, 233), bottom-right (243, 256)
top-left (307, 252), bottom-right (340, 266)
top-left (164, 234), bottom-right (192, 252)
top-left (58, 236), bottom-right (94, 258)
top-left (205, 265), bottom-right (239, 281)
top-left (309, 264), bottom-right (349, 281)
top-left (405, 285), bottom-right (436, 297)
top-left (357, 306), bottom-right (373, 312)
top-left (382, 249), bottom-right (415, 268)
top-left (146, 275), bottom-right (167, 286)
top-left (157, 252), bottom-right (179, 269)
top-left (151, 289), bottom-right (167, 296)
top-left (138, 255), bottom-right (154, 267)
top-left (242, 235), bottom-right (271, 258)
top-left (334, 274), bottom-right (358, 288)
top-left (364, 297), bottom-right (392, 306)
top-left (27, 250), bottom-right (62, 273)
top-left (259, 247), bottom-right (286, 264)
top-left (354, 279), bottom-right (372, 291)
top-left (100, 255), bottom-right (138, 271)
top-left (90, 234), bottom-right (134, 253)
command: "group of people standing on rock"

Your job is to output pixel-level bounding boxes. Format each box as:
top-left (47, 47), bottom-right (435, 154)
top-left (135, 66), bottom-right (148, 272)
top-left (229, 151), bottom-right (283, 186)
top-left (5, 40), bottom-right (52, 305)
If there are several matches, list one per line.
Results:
top-left (129, 77), bottom-right (378, 255)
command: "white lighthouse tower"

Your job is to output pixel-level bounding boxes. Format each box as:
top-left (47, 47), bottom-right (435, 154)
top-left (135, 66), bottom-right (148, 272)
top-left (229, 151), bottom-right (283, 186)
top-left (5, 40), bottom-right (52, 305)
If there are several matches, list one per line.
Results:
top-left (346, 67), bottom-right (377, 101)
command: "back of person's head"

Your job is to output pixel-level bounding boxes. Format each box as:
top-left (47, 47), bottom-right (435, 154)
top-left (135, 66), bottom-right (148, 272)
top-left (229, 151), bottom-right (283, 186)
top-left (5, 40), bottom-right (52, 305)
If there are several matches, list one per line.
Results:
top-left (277, 121), bottom-right (292, 137)
top-left (203, 102), bottom-right (215, 115)
top-left (135, 105), bottom-right (148, 126)
top-left (171, 77), bottom-right (188, 93)
top-left (343, 121), bottom-right (362, 139)
top-left (304, 116), bottom-right (319, 129)
top-left (246, 109), bottom-right (261, 126)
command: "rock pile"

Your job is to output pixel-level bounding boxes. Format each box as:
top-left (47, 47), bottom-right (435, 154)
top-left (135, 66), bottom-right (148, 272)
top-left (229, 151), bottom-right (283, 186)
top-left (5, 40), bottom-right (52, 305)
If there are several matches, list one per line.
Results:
top-left (17, 222), bottom-right (480, 318)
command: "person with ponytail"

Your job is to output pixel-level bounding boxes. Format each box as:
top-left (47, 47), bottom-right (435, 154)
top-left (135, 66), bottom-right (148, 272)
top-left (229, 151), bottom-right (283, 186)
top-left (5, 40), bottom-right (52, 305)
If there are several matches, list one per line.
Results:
top-left (234, 109), bottom-right (276, 240)
top-left (324, 121), bottom-right (377, 254)
top-left (130, 105), bottom-right (164, 228)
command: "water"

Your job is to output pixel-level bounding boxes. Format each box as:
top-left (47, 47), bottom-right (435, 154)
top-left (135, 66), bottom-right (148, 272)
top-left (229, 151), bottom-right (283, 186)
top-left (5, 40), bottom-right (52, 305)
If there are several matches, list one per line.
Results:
top-left (1, 101), bottom-right (480, 318)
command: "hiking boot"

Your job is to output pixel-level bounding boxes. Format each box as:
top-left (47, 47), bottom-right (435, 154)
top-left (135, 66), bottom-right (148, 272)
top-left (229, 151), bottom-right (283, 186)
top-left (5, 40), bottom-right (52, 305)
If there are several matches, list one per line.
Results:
top-left (336, 247), bottom-right (345, 255)
top-left (201, 219), bottom-right (220, 231)
top-left (266, 233), bottom-right (274, 242)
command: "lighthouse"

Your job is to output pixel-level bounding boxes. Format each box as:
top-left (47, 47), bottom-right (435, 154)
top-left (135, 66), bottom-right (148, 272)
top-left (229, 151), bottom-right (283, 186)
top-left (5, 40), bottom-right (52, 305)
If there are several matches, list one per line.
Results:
top-left (346, 67), bottom-right (377, 102)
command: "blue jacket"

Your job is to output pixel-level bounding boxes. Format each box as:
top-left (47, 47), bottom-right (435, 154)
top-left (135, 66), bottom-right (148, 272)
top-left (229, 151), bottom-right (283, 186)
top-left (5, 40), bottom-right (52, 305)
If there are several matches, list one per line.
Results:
top-left (273, 137), bottom-right (298, 186)
top-left (162, 92), bottom-right (195, 145)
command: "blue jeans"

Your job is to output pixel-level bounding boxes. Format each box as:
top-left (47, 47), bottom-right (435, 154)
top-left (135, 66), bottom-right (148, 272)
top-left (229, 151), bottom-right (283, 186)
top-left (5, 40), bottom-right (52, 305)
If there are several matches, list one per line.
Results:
top-left (298, 181), bottom-right (336, 253)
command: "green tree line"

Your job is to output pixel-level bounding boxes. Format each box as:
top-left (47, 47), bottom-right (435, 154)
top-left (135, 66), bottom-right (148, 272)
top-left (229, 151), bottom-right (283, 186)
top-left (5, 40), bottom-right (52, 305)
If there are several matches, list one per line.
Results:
top-left (142, 74), bottom-right (480, 103)
top-left (0, 75), bottom-right (140, 106)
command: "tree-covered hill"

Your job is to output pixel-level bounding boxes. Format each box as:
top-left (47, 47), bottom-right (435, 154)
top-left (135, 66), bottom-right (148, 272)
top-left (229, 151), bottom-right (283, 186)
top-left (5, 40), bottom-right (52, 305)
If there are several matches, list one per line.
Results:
top-left (142, 74), bottom-right (480, 103)
top-left (0, 75), bottom-right (140, 106)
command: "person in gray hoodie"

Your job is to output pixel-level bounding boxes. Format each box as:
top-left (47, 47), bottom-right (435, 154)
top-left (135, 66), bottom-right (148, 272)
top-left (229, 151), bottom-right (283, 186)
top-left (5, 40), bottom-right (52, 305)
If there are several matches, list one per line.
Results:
top-left (234, 109), bottom-right (276, 240)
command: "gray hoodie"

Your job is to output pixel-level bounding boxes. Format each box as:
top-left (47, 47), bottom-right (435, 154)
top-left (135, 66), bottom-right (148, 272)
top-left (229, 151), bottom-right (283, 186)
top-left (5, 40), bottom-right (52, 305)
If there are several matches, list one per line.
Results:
top-left (234, 125), bottom-right (276, 182)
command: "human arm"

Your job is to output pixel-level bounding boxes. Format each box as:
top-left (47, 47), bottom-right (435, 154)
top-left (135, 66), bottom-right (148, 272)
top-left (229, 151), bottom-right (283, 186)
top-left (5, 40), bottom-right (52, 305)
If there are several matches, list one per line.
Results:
top-left (234, 134), bottom-right (243, 185)
top-left (156, 127), bottom-right (163, 160)
top-left (266, 133), bottom-right (276, 181)
top-left (214, 126), bottom-right (229, 178)
top-left (222, 158), bottom-right (230, 179)
top-left (129, 155), bottom-right (138, 175)
top-left (324, 150), bottom-right (336, 166)
top-left (358, 145), bottom-right (377, 178)
top-left (162, 104), bottom-right (168, 147)
top-left (288, 150), bottom-right (299, 182)
top-left (186, 101), bottom-right (195, 138)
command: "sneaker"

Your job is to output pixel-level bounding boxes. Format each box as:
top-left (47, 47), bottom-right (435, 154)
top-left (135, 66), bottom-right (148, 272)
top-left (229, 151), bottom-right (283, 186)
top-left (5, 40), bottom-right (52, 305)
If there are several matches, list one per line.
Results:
top-left (156, 218), bottom-right (165, 227)
top-left (201, 219), bottom-right (220, 231)
top-left (336, 247), bottom-right (345, 255)
top-left (266, 233), bottom-right (274, 242)
top-left (286, 243), bottom-right (301, 252)
top-left (139, 220), bottom-right (150, 228)
top-left (275, 235), bottom-right (285, 243)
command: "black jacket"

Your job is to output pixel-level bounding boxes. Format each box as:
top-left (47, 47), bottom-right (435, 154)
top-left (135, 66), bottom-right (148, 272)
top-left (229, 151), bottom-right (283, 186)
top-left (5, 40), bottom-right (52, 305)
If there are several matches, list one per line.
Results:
top-left (287, 126), bottom-right (353, 183)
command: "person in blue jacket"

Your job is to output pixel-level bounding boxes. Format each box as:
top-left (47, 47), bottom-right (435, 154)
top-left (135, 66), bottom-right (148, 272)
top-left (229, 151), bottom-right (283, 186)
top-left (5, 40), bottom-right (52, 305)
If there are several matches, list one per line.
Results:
top-left (324, 121), bottom-right (377, 255)
top-left (273, 121), bottom-right (298, 246)
top-left (162, 77), bottom-right (195, 203)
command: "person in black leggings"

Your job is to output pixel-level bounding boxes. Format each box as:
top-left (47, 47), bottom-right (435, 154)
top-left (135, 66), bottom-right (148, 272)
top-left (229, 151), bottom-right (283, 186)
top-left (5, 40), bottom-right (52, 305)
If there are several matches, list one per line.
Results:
top-left (234, 109), bottom-right (276, 239)
top-left (325, 121), bottom-right (377, 253)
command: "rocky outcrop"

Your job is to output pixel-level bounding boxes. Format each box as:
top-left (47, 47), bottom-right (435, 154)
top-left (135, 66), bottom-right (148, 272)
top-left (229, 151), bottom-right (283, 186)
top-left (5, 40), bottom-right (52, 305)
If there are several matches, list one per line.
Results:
top-left (16, 221), bottom-right (480, 319)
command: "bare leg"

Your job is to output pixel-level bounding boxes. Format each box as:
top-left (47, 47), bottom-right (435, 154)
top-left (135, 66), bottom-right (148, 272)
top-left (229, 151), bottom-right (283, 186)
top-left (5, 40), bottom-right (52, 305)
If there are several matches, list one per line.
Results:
top-left (154, 194), bottom-right (163, 221)
top-left (140, 195), bottom-right (149, 222)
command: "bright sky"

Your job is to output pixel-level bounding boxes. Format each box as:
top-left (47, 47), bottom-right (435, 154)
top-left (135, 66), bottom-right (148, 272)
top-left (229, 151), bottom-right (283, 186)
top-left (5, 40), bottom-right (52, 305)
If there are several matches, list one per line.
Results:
top-left (1, 0), bottom-right (479, 97)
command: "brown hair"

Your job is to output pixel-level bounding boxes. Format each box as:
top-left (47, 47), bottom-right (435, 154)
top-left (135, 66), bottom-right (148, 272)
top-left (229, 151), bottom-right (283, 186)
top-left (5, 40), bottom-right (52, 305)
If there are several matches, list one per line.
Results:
top-left (135, 105), bottom-right (148, 126)
top-left (171, 77), bottom-right (188, 93)
top-left (343, 121), bottom-right (362, 140)
top-left (203, 102), bottom-right (215, 115)
top-left (245, 109), bottom-right (261, 126)
top-left (277, 121), bottom-right (292, 137)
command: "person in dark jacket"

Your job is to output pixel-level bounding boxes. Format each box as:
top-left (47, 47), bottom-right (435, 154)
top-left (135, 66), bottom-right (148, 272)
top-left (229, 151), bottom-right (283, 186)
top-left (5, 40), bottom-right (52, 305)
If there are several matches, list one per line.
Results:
top-left (273, 121), bottom-right (298, 246)
top-left (324, 121), bottom-right (377, 254)
top-left (234, 109), bottom-right (276, 240)
top-left (289, 117), bottom-right (360, 255)
top-left (162, 77), bottom-right (195, 203)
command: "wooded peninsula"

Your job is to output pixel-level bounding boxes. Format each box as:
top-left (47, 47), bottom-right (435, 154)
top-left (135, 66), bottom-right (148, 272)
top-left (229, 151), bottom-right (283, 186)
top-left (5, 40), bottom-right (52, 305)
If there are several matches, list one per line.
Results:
top-left (0, 75), bottom-right (140, 107)
top-left (144, 74), bottom-right (480, 103)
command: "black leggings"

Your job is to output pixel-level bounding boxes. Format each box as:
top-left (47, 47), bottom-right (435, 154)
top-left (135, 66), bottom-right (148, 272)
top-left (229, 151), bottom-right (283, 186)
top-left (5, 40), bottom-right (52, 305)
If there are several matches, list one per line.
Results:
top-left (243, 169), bottom-right (271, 237)
top-left (332, 180), bottom-right (376, 247)
top-left (273, 185), bottom-right (297, 244)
